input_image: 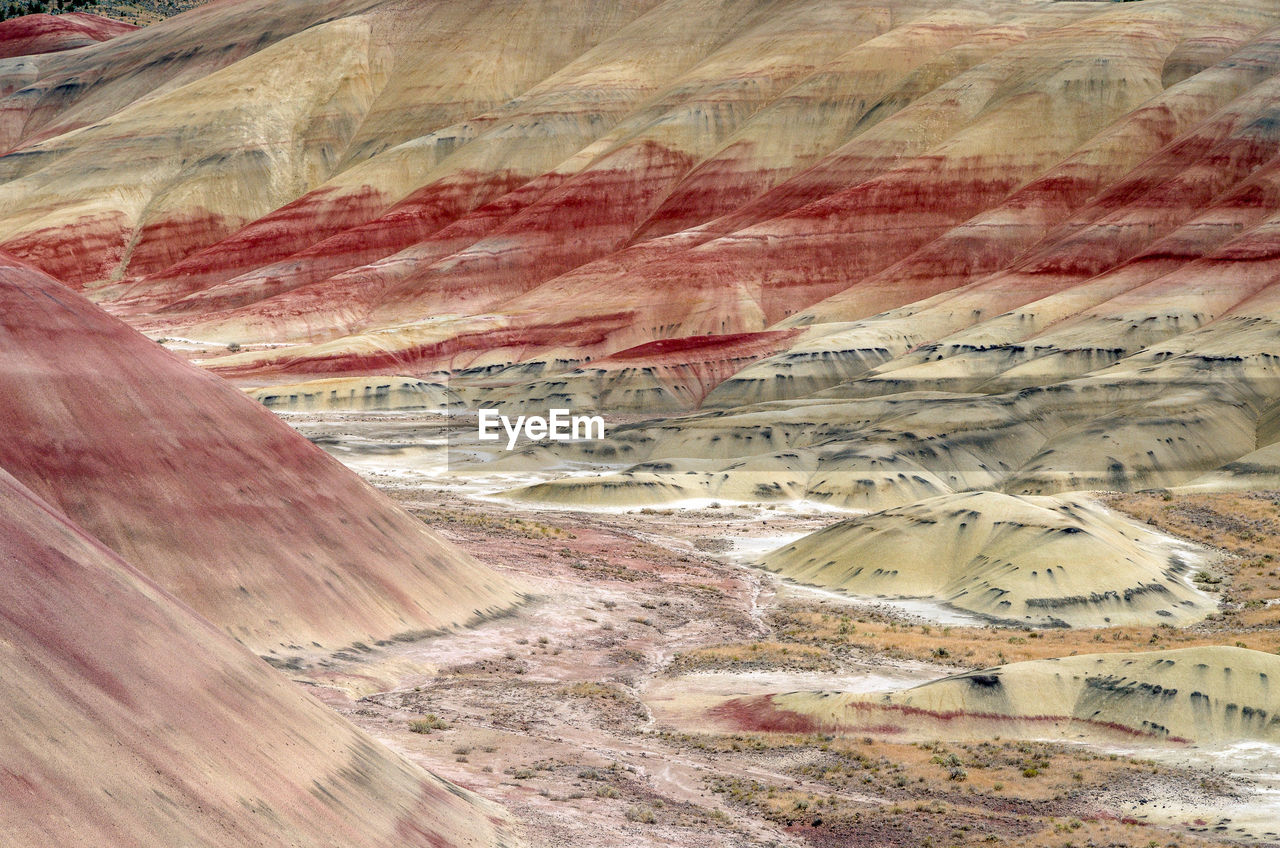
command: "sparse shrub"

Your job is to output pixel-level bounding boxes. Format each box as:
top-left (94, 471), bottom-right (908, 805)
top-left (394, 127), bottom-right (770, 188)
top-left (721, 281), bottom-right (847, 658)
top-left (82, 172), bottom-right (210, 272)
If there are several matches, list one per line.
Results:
top-left (2, 0), bottom-right (101, 20)
top-left (408, 714), bottom-right (448, 733)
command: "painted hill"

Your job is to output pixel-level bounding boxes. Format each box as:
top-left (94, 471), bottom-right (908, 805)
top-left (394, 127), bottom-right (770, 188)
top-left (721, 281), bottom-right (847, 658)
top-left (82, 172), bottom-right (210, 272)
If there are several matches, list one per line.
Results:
top-left (0, 253), bottom-right (518, 653)
top-left (0, 12), bottom-right (135, 58)
top-left (722, 647), bottom-right (1280, 744)
top-left (0, 465), bottom-right (521, 848)
top-left (0, 0), bottom-right (1275, 501)
top-left (756, 491), bottom-right (1216, 627)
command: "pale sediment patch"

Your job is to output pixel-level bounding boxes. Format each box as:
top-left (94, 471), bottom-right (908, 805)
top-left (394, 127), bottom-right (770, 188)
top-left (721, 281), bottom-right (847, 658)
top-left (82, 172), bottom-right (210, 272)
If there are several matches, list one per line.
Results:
top-left (1105, 740), bottom-right (1280, 843)
top-left (645, 665), bottom-right (937, 729)
top-left (774, 580), bottom-right (995, 627)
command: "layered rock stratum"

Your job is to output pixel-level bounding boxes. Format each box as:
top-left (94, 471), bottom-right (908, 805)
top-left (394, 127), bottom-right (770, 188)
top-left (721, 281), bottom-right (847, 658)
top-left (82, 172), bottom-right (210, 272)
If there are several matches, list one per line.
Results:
top-left (0, 0), bottom-right (1267, 506)
top-left (2, 3), bottom-right (1280, 840)
top-left (718, 647), bottom-right (1280, 744)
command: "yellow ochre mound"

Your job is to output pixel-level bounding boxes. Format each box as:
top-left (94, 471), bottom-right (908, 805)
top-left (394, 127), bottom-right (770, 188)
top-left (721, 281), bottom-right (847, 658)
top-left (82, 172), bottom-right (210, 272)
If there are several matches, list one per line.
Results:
top-left (768, 647), bottom-right (1280, 744)
top-left (759, 491), bottom-right (1217, 627)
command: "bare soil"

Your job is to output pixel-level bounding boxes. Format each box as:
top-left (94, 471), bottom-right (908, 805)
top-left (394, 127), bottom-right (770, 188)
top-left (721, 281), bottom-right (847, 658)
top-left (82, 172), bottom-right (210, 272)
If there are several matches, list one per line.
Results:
top-left (275, 412), bottom-right (1277, 848)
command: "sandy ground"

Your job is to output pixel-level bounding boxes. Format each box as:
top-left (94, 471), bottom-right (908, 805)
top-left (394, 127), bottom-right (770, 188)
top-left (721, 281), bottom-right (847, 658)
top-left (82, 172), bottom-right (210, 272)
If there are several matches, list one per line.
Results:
top-left (274, 411), bottom-right (1278, 848)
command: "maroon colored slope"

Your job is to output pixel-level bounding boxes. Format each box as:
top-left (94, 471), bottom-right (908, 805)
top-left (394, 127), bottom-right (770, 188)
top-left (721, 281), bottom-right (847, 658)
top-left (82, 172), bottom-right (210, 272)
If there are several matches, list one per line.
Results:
top-left (0, 466), bottom-right (519, 848)
top-left (0, 252), bottom-right (517, 652)
top-left (0, 12), bottom-right (135, 59)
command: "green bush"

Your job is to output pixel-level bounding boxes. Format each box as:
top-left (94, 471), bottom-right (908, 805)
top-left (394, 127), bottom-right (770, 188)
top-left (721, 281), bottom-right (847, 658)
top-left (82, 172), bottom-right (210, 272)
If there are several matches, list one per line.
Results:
top-left (3, 0), bottom-right (100, 20)
top-left (408, 713), bottom-right (448, 734)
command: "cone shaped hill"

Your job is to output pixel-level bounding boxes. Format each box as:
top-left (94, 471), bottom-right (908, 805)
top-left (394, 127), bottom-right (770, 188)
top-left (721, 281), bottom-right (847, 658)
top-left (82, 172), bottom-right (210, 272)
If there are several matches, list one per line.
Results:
top-left (757, 491), bottom-right (1216, 628)
top-left (0, 252), bottom-right (519, 654)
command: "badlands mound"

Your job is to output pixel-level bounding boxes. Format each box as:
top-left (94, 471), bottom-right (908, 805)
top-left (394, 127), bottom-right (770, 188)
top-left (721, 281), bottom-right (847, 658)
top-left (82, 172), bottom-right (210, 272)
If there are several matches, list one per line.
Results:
top-left (735, 647), bottom-right (1280, 744)
top-left (496, 343), bottom-right (1280, 508)
top-left (0, 466), bottom-right (520, 848)
top-left (0, 254), bottom-right (517, 652)
top-left (758, 491), bottom-right (1216, 627)
top-left (0, 12), bottom-right (135, 59)
top-left (248, 375), bottom-right (457, 411)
